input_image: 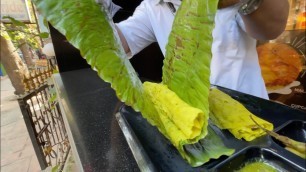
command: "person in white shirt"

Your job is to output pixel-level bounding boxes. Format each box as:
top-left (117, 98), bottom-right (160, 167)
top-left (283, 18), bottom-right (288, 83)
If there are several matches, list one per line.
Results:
top-left (107, 0), bottom-right (289, 99)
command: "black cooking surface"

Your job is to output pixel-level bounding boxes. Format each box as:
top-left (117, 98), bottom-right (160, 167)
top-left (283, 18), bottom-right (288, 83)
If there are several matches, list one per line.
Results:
top-left (119, 87), bottom-right (306, 172)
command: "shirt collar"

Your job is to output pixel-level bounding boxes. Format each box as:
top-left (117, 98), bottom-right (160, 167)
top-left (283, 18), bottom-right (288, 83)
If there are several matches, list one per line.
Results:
top-left (154, 0), bottom-right (181, 6)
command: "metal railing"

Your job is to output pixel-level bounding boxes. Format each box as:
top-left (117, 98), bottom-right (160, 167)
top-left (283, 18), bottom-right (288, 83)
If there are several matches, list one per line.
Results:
top-left (18, 68), bottom-right (70, 171)
top-left (23, 67), bottom-right (53, 92)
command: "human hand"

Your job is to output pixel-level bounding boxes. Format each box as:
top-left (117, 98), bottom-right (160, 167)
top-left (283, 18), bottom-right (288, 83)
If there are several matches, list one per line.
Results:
top-left (95, 0), bottom-right (122, 18)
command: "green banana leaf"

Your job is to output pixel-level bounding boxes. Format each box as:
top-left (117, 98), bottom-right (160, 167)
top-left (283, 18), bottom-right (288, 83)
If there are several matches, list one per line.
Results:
top-left (162, 0), bottom-right (234, 166)
top-left (163, 0), bottom-right (216, 126)
top-left (32, 0), bottom-right (160, 125)
top-left (33, 0), bottom-right (234, 167)
top-left (184, 125), bottom-right (235, 167)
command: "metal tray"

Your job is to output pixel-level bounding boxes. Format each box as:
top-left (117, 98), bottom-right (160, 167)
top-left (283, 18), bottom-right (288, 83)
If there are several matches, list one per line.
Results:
top-left (116, 87), bottom-right (306, 172)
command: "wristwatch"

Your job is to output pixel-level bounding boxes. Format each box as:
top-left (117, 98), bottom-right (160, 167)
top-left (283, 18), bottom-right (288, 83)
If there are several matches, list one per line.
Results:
top-left (238, 0), bottom-right (263, 15)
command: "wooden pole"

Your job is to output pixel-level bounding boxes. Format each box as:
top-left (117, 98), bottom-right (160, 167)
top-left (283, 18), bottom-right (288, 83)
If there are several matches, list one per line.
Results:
top-left (30, 0), bottom-right (44, 47)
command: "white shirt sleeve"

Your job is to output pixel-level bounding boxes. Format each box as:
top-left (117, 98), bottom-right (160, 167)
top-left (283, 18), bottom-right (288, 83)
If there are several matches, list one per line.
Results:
top-left (116, 1), bottom-right (156, 56)
top-left (235, 13), bottom-right (247, 32)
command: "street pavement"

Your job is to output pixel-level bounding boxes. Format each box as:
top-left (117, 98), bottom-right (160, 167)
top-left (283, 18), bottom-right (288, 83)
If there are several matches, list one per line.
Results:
top-left (1, 76), bottom-right (40, 172)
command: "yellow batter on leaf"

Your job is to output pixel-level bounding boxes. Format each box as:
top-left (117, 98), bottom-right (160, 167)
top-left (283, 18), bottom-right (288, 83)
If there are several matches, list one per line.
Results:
top-left (143, 82), bottom-right (208, 147)
top-left (209, 88), bottom-right (274, 141)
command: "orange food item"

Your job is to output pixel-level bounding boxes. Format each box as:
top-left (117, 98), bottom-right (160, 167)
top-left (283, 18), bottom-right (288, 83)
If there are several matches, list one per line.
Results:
top-left (257, 43), bottom-right (303, 89)
top-left (296, 11), bottom-right (306, 30)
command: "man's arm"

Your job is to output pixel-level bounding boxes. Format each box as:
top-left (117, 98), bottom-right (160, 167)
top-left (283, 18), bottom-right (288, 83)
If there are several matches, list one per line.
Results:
top-left (218, 0), bottom-right (289, 40)
top-left (95, 0), bottom-right (131, 54)
top-left (115, 25), bottom-right (130, 54)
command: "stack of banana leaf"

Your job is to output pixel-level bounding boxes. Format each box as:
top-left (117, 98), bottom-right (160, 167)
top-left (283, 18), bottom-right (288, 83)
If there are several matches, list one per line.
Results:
top-left (33, 0), bottom-right (273, 167)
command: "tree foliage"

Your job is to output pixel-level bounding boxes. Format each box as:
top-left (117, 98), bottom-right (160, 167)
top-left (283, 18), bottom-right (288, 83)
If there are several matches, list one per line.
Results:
top-left (1, 16), bottom-right (49, 51)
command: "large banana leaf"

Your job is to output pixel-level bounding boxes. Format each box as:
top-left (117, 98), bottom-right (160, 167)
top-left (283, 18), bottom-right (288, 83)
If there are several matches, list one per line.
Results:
top-left (163, 0), bottom-right (216, 128)
top-left (162, 0), bottom-right (234, 166)
top-left (33, 0), bottom-right (233, 167)
top-left (32, 0), bottom-right (161, 125)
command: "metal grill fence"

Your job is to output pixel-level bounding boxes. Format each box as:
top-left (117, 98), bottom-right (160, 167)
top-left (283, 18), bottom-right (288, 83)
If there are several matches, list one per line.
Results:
top-left (18, 69), bottom-right (70, 171)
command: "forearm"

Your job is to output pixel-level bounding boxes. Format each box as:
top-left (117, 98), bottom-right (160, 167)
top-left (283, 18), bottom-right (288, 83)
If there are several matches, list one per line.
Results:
top-left (241, 0), bottom-right (289, 40)
top-left (218, 0), bottom-right (289, 40)
top-left (115, 25), bottom-right (130, 54)
top-left (218, 0), bottom-right (239, 9)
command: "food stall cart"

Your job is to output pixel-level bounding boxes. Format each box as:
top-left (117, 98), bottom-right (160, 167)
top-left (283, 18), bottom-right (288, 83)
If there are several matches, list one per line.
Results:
top-left (46, 0), bottom-right (306, 171)
top-left (52, 67), bottom-right (305, 171)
